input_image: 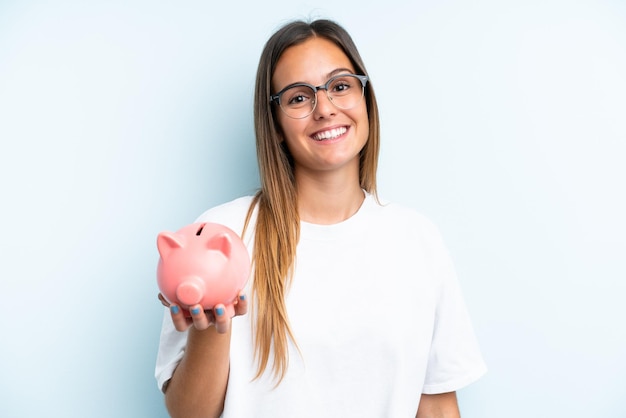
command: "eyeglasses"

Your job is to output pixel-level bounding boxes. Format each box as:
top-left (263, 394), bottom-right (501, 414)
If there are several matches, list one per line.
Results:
top-left (270, 74), bottom-right (368, 119)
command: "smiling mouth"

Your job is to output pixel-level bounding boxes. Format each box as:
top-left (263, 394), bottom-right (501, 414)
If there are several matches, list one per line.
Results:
top-left (311, 126), bottom-right (348, 141)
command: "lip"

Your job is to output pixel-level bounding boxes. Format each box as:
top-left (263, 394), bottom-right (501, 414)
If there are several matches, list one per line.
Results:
top-left (309, 125), bottom-right (350, 142)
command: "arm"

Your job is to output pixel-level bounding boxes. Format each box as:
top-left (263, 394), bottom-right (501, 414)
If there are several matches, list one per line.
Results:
top-left (165, 325), bottom-right (231, 418)
top-left (160, 295), bottom-right (248, 418)
top-left (416, 392), bottom-right (460, 418)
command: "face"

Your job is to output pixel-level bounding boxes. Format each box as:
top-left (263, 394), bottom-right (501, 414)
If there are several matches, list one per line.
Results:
top-left (271, 37), bottom-right (369, 177)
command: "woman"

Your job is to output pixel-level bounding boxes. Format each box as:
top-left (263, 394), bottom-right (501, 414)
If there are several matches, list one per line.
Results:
top-left (155, 18), bottom-right (486, 418)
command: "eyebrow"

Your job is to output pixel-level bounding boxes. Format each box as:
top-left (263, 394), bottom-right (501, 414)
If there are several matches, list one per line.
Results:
top-left (326, 67), bottom-right (355, 79)
top-left (275, 67), bottom-right (357, 93)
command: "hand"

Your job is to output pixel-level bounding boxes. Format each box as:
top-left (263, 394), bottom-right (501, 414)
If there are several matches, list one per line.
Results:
top-left (158, 292), bottom-right (248, 334)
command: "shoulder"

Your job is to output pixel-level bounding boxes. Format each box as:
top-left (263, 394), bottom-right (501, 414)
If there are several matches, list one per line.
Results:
top-left (370, 196), bottom-right (442, 239)
top-left (365, 196), bottom-right (451, 262)
top-left (194, 195), bottom-right (257, 236)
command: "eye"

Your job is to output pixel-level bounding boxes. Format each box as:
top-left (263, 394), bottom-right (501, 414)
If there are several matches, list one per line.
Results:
top-left (330, 77), bottom-right (355, 95)
top-left (283, 86), bottom-right (314, 107)
top-left (288, 93), bottom-right (309, 105)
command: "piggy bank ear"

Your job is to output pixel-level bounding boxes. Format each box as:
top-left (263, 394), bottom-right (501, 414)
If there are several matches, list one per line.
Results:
top-left (206, 233), bottom-right (232, 258)
top-left (157, 232), bottom-right (185, 259)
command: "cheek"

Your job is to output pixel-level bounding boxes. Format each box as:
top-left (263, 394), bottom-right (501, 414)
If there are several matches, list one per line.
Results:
top-left (274, 112), bottom-right (291, 143)
top-left (355, 105), bottom-right (370, 142)
top-left (277, 115), bottom-right (305, 143)
top-left (362, 122), bottom-right (370, 143)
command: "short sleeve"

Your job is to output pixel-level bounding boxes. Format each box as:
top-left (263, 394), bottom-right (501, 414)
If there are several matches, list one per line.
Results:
top-left (422, 229), bottom-right (487, 394)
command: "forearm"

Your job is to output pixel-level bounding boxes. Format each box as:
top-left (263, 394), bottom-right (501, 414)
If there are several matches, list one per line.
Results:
top-left (165, 327), bottom-right (231, 418)
top-left (416, 392), bottom-right (460, 418)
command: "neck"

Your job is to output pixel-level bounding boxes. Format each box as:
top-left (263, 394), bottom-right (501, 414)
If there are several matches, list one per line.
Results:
top-left (295, 169), bottom-right (365, 225)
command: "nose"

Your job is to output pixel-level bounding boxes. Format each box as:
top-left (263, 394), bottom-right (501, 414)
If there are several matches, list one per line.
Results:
top-left (176, 276), bottom-right (205, 306)
top-left (312, 89), bottom-right (336, 119)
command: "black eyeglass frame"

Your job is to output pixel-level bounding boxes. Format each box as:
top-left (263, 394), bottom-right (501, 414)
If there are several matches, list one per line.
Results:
top-left (269, 74), bottom-right (369, 118)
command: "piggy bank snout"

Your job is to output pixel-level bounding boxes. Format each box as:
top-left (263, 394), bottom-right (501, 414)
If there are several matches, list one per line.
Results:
top-left (175, 277), bottom-right (206, 306)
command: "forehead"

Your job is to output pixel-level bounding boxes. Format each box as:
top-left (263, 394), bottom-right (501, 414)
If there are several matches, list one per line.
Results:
top-left (272, 37), bottom-right (355, 90)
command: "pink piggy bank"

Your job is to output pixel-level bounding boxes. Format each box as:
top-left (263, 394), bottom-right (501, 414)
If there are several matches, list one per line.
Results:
top-left (156, 222), bottom-right (250, 318)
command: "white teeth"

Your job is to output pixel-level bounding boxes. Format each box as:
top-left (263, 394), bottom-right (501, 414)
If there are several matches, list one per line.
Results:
top-left (312, 127), bottom-right (347, 141)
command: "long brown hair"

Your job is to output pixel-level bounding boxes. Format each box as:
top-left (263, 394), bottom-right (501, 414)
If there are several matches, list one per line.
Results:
top-left (242, 18), bottom-right (381, 385)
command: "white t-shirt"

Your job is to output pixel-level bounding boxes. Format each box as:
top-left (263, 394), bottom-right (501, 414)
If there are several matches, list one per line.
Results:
top-left (155, 194), bottom-right (487, 417)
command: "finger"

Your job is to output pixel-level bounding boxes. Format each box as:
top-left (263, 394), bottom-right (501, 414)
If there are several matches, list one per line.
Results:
top-left (213, 304), bottom-right (230, 334)
top-left (234, 293), bottom-right (248, 316)
top-left (169, 304), bottom-right (192, 332)
top-left (190, 304), bottom-right (211, 331)
top-left (158, 293), bottom-right (171, 307)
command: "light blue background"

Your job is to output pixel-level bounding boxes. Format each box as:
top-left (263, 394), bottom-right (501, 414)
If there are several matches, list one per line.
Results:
top-left (1, 1), bottom-right (625, 417)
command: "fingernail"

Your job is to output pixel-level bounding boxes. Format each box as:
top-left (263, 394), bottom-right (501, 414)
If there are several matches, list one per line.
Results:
top-left (239, 295), bottom-right (246, 301)
top-left (191, 307), bottom-right (201, 315)
top-left (216, 307), bottom-right (225, 316)
top-left (170, 306), bottom-right (179, 315)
